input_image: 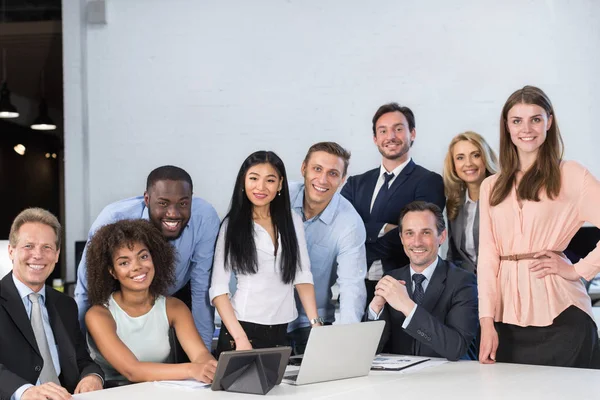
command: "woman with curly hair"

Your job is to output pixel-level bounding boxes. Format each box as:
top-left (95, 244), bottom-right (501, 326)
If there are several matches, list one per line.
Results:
top-left (478, 86), bottom-right (600, 368)
top-left (210, 151), bottom-right (320, 357)
top-left (85, 219), bottom-right (217, 384)
top-left (443, 131), bottom-right (498, 273)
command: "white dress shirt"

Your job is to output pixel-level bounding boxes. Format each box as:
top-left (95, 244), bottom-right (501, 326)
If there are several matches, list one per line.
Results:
top-left (463, 195), bottom-right (478, 264)
top-left (368, 257), bottom-right (439, 328)
top-left (210, 213), bottom-right (313, 325)
top-left (368, 158), bottom-right (412, 281)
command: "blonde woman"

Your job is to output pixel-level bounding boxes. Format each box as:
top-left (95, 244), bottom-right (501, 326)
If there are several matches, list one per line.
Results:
top-left (443, 132), bottom-right (498, 273)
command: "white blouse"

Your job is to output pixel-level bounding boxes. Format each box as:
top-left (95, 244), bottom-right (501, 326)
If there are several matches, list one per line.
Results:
top-left (209, 213), bottom-right (313, 325)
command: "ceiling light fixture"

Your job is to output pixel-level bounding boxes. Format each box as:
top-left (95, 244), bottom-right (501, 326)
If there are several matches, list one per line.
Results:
top-left (14, 144), bottom-right (25, 155)
top-left (31, 70), bottom-right (56, 130)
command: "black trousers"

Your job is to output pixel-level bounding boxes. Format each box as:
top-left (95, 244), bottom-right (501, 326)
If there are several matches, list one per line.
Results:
top-left (216, 321), bottom-right (288, 359)
top-left (495, 306), bottom-right (600, 369)
top-left (287, 322), bottom-right (333, 355)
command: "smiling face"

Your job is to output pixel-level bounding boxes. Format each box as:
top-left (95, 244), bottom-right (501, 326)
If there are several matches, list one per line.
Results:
top-left (400, 210), bottom-right (446, 270)
top-left (506, 103), bottom-right (553, 159)
top-left (245, 163), bottom-right (283, 209)
top-left (452, 140), bottom-right (486, 186)
top-left (144, 179), bottom-right (192, 240)
top-left (9, 222), bottom-right (60, 292)
top-left (301, 150), bottom-right (345, 209)
top-left (110, 241), bottom-right (155, 292)
top-left (373, 111), bottom-right (415, 163)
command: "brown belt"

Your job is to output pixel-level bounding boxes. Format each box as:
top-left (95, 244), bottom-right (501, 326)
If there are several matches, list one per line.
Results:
top-left (499, 250), bottom-right (563, 261)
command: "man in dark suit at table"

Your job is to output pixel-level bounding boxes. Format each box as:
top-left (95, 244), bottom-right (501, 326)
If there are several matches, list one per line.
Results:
top-left (341, 103), bottom-right (445, 305)
top-left (0, 208), bottom-right (104, 400)
top-left (367, 201), bottom-right (478, 361)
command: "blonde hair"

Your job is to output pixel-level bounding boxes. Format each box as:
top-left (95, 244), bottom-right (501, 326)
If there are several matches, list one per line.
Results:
top-left (9, 208), bottom-right (61, 249)
top-left (443, 132), bottom-right (498, 221)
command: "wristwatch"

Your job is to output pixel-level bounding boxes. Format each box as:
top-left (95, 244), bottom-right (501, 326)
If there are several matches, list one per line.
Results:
top-left (310, 317), bottom-right (324, 325)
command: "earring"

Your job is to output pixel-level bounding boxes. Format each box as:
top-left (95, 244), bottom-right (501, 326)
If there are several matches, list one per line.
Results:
top-left (278, 191), bottom-right (281, 196)
top-left (242, 188), bottom-right (244, 192)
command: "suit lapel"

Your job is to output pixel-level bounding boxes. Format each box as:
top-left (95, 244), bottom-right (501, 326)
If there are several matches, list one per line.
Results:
top-left (0, 273), bottom-right (41, 357)
top-left (421, 258), bottom-right (447, 313)
top-left (387, 160), bottom-right (416, 199)
top-left (453, 202), bottom-right (466, 255)
top-left (45, 290), bottom-right (77, 385)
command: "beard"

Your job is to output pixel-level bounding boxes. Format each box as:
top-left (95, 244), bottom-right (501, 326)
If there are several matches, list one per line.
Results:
top-left (377, 139), bottom-right (411, 161)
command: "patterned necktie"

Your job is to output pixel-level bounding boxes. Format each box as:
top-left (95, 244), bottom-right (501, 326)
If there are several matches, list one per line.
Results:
top-left (28, 293), bottom-right (60, 385)
top-left (412, 274), bottom-right (426, 305)
top-left (371, 172), bottom-right (395, 220)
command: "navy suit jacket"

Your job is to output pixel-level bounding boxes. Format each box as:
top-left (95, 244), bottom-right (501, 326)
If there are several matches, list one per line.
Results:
top-left (0, 273), bottom-right (103, 399)
top-left (375, 259), bottom-right (479, 361)
top-left (341, 160), bottom-right (445, 273)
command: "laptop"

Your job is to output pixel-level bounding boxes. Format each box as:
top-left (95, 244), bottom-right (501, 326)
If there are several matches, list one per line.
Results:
top-left (283, 320), bottom-right (385, 385)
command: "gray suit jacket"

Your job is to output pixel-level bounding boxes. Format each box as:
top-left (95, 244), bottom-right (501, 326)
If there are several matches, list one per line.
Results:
top-left (446, 200), bottom-right (479, 274)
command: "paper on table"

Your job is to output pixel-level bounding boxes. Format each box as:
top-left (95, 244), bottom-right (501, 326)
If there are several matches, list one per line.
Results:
top-left (371, 354), bottom-right (447, 372)
top-left (153, 379), bottom-right (210, 390)
top-left (372, 355), bottom-right (430, 370)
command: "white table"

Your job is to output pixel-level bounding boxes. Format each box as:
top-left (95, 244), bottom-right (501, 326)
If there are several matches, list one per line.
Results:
top-left (74, 361), bottom-right (599, 400)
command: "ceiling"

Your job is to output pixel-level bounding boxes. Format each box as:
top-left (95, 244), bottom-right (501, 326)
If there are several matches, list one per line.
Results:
top-left (1, 0), bottom-right (62, 111)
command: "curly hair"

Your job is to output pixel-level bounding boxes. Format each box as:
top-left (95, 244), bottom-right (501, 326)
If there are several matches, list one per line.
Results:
top-left (86, 219), bottom-right (176, 306)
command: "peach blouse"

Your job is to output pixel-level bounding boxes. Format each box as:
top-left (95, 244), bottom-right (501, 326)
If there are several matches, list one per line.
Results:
top-left (478, 161), bottom-right (600, 327)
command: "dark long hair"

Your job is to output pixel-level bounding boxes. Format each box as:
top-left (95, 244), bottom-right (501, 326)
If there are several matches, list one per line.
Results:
top-left (224, 151), bottom-right (299, 284)
top-left (490, 85), bottom-right (563, 206)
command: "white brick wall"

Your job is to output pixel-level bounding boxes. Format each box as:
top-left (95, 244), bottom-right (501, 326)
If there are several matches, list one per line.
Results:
top-left (62, 0), bottom-right (600, 279)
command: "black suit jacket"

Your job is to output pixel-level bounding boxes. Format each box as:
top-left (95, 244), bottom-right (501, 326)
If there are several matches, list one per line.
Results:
top-left (376, 259), bottom-right (478, 361)
top-left (0, 273), bottom-right (103, 399)
top-left (446, 200), bottom-right (479, 274)
top-left (341, 160), bottom-right (445, 273)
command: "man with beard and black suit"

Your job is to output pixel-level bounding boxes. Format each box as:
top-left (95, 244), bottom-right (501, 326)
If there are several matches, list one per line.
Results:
top-left (341, 103), bottom-right (445, 305)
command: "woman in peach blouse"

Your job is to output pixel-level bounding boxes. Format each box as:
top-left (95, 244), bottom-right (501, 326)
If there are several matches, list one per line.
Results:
top-left (478, 85), bottom-right (600, 368)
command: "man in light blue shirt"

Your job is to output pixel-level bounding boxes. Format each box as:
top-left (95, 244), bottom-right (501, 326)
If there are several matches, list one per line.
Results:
top-left (287, 142), bottom-right (367, 354)
top-left (74, 166), bottom-right (220, 349)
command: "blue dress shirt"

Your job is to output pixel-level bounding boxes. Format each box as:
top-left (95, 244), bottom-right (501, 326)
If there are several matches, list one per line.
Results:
top-left (287, 182), bottom-right (367, 331)
top-left (74, 196), bottom-right (220, 348)
top-left (11, 277), bottom-right (60, 400)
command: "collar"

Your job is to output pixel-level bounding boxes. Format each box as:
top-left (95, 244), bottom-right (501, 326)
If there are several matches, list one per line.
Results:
top-left (293, 183), bottom-right (339, 225)
top-left (464, 194), bottom-right (478, 206)
top-left (409, 256), bottom-right (439, 282)
top-left (12, 273), bottom-right (46, 303)
top-left (379, 157), bottom-right (412, 178)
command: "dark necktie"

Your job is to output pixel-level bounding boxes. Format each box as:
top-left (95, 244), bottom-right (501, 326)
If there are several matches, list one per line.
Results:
top-left (412, 274), bottom-right (426, 305)
top-left (371, 172), bottom-right (395, 220)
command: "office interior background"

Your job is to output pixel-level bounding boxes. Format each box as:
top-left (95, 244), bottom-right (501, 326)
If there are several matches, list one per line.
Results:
top-left (1, 0), bottom-right (599, 283)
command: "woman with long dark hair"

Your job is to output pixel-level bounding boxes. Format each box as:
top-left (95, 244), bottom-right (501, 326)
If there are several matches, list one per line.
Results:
top-left (443, 131), bottom-right (498, 273)
top-left (210, 151), bottom-right (320, 356)
top-left (478, 86), bottom-right (600, 368)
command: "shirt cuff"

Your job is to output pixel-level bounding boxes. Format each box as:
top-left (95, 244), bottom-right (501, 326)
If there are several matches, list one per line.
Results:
top-left (367, 306), bottom-right (383, 320)
top-left (85, 373), bottom-right (105, 386)
top-left (401, 304), bottom-right (418, 329)
top-left (377, 224), bottom-right (387, 238)
top-left (12, 384), bottom-right (34, 400)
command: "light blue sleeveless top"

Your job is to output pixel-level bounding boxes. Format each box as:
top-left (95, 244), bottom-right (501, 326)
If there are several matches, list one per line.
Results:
top-left (87, 294), bottom-right (171, 382)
